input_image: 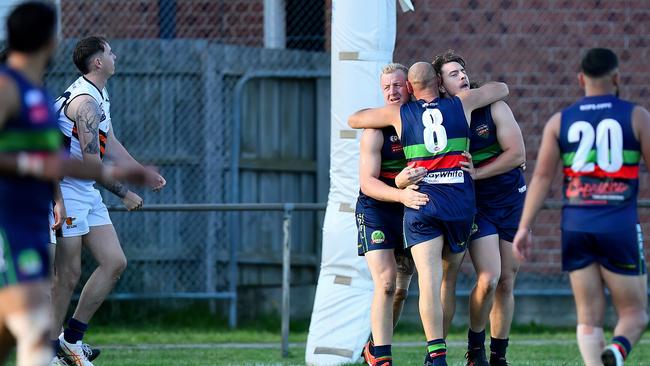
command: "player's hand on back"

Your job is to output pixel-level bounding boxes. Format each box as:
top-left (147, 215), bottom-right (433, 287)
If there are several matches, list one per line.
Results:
top-left (395, 164), bottom-right (427, 189)
top-left (512, 227), bottom-right (533, 261)
top-left (121, 191), bottom-right (143, 211)
top-left (398, 185), bottom-right (429, 210)
top-left (459, 151), bottom-right (476, 179)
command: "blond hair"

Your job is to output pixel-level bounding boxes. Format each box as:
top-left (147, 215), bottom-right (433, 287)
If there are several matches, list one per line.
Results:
top-left (381, 63), bottom-right (408, 77)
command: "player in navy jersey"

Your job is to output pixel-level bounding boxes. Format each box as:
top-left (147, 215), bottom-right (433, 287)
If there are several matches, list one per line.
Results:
top-left (350, 62), bottom-right (508, 366)
top-left (514, 48), bottom-right (648, 366)
top-left (357, 63), bottom-right (428, 366)
top-left (424, 50), bottom-right (525, 366)
top-left (0, 3), bottom-right (151, 365)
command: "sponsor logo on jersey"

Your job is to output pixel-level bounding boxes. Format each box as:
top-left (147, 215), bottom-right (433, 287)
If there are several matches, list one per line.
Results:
top-left (391, 143), bottom-right (403, 154)
top-left (518, 185), bottom-right (527, 193)
top-left (17, 249), bottom-right (42, 276)
top-left (565, 177), bottom-right (629, 204)
top-left (65, 217), bottom-right (78, 229)
top-left (423, 170), bottom-right (464, 184)
top-left (475, 123), bottom-right (490, 139)
top-left (371, 230), bottom-right (385, 244)
top-left (579, 102), bottom-right (612, 111)
top-left (390, 135), bottom-right (399, 143)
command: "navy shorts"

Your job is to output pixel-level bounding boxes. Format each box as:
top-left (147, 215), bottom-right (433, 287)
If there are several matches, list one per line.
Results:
top-left (562, 224), bottom-right (646, 275)
top-left (470, 202), bottom-right (523, 243)
top-left (356, 199), bottom-right (404, 256)
top-left (403, 207), bottom-right (472, 254)
top-left (0, 225), bottom-right (50, 287)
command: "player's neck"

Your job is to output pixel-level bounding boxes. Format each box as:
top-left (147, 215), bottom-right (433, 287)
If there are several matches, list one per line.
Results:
top-left (584, 84), bottom-right (616, 97)
top-left (413, 90), bottom-right (438, 102)
top-left (83, 72), bottom-right (108, 91)
top-left (6, 53), bottom-right (45, 85)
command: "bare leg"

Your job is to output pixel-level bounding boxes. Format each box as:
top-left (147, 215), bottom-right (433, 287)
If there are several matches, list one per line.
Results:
top-left (410, 236), bottom-right (445, 341)
top-left (50, 236), bottom-right (83, 339)
top-left (468, 234), bottom-right (500, 333)
top-left (489, 238), bottom-right (520, 338)
top-left (393, 253), bottom-right (414, 328)
top-left (601, 266), bottom-right (648, 345)
top-left (72, 224), bottom-right (126, 323)
top-left (570, 264), bottom-right (606, 366)
top-left (365, 249), bottom-right (397, 346)
top-left (440, 245), bottom-right (465, 338)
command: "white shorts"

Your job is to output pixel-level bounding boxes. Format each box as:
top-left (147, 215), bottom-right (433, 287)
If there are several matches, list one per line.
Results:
top-left (60, 188), bottom-right (112, 238)
top-left (48, 208), bottom-right (56, 244)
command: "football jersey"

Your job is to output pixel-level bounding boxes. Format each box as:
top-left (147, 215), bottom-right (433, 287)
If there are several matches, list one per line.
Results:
top-left (558, 94), bottom-right (640, 232)
top-left (357, 127), bottom-right (406, 212)
top-left (469, 105), bottom-right (526, 208)
top-left (54, 76), bottom-right (111, 194)
top-left (399, 96), bottom-right (475, 220)
top-left (0, 66), bottom-right (61, 249)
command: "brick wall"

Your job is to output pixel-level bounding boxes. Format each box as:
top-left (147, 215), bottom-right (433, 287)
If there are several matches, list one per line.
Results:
top-left (393, 0), bottom-right (650, 273)
top-left (60, 0), bottom-right (264, 45)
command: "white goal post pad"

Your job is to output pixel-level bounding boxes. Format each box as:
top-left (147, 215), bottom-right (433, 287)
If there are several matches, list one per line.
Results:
top-left (305, 0), bottom-right (397, 364)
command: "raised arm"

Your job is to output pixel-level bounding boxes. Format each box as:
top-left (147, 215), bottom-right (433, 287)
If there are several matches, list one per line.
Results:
top-left (457, 82), bottom-right (509, 124)
top-left (359, 129), bottom-right (428, 210)
top-left (348, 104), bottom-right (402, 137)
top-left (473, 101), bottom-right (526, 180)
top-left (513, 112), bottom-right (561, 261)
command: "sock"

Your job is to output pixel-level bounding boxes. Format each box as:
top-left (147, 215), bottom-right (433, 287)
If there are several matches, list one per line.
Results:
top-left (51, 339), bottom-right (60, 354)
top-left (373, 344), bottom-right (392, 362)
top-left (611, 335), bottom-right (632, 360)
top-left (427, 338), bottom-right (447, 365)
top-left (63, 318), bottom-right (88, 344)
top-left (468, 328), bottom-right (486, 349)
top-left (490, 337), bottom-right (509, 360)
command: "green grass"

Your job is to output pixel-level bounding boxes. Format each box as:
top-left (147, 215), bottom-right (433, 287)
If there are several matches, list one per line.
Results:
top-left (17, 323), bottom-right (645, 365)
top-left (4, 302), bottom-right (648, 365)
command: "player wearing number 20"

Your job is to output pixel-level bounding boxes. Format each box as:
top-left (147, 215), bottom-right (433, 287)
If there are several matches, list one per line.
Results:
top-left (514, 48), bottom-right (648, 366)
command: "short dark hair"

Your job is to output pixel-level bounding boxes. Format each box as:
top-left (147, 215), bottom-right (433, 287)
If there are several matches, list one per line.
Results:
top-left (432, 49), bottom-right (466, 76)
top-left (581, 48), bottom-right (618, 78)
top-left (73, 35), bottom-right (108, 74)
top-left (6, 1), bottom-right (57, 53)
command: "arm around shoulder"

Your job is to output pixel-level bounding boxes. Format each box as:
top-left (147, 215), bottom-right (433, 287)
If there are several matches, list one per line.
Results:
top-left (457, 81), bottom-right (509, 114)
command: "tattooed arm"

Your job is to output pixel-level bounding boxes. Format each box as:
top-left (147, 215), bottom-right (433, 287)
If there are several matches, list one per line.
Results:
top-left (66, 95), bottom-right (141, 208)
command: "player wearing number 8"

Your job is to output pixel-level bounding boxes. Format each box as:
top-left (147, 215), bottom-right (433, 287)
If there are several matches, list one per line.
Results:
top-left (514, 48), bottom-right (649, 366)
top-left (349, 62), bottom-right (509, 366)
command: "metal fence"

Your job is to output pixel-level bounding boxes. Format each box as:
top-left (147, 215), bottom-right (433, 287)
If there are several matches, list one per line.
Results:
top-left (35, 0), bottom-right (650, 328)
top-left (45, 0), bottom-right (330, 325)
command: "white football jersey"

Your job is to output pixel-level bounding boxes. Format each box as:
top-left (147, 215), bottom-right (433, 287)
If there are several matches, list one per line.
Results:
top-left (54, 76), bottom-right (111, 194)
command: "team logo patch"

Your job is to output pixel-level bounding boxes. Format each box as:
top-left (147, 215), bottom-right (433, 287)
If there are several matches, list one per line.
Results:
top-left (471, 223), bottom-right (479, 235)
top-left (475, 123), bottom-right (490, 139)
top-left (17, 249), bottom-right (42, 276)
top-left (65, 217), bottom-right (77, 229)
top-left (371, 230), bottom-right (385, 244)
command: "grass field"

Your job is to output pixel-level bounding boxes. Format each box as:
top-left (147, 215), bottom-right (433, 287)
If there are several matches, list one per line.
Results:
top-left (10, 319), bottom-right (648, 365)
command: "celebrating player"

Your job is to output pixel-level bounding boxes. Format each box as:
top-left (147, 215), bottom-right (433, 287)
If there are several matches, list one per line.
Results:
top-left (349, 62), bottom-right (508, 366)
top-left (429, 50), bottom-right (526, 366)
top-left (356, 63), bottom-right (426, 366)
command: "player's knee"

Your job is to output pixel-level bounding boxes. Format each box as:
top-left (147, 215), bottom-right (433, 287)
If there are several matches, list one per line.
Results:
top-left (496, 275), bottom-right (515, 297)
top-left (376, 270), bottom-right (396, 297)
top-left (394, 288), bottom-right (408, 303)
top-left (477, 273), bottom-right (499, 294)
top-left (104, 253), bottom-right (127, 279)
top-left (54, 266), bottom-right (81, 291)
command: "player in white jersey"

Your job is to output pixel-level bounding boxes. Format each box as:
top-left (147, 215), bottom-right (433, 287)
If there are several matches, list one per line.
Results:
top-left (49, 36), bottom-right (166, 366)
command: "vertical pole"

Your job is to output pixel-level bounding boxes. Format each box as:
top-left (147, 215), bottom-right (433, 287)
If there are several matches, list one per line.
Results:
top-left (281, 203), bottom-right (294, 358)
top-left (264, 0), bottom-right (286, 49)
